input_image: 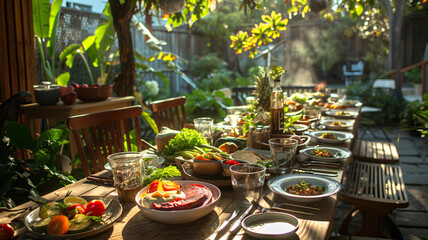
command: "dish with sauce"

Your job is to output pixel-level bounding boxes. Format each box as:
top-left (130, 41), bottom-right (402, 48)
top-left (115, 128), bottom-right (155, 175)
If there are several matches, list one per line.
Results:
top-left (320, 120), bottom-right (353, 130)
top-left (300, 146), bottom-right (351, 162)
top-left (286, 180), bottom-right (325, 196)
top-left (307, 131), bottom-right (354, 144)
top-left (325, 110), bottom-right (358, 119)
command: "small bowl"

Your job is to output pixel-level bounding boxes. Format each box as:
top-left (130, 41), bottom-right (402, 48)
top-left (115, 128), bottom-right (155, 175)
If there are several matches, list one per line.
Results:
top-left (75, 84), bottom-right (112, 102)
top-left (135, 180), bottom-right (221, 224)
top-left (242, 212), bottom-right (299, 239)
top-left (220, 159), bottom-right (249, 176)
top-left (192, 159), bottom-right (222, 176)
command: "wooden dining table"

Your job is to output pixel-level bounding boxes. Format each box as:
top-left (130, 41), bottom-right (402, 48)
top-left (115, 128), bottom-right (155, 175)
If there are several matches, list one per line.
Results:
top-left (1, 107), bottom-right (361, 240)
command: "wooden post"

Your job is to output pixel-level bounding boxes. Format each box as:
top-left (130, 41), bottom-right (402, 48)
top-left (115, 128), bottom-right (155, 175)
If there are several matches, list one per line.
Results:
top-left (422, 60), bottom-right (427, 98)
top-left (0, 0), bottom-right (36, 102)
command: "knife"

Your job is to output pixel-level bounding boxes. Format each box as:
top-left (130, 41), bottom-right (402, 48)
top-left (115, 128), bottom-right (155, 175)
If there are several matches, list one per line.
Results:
top-left (294, 169), bottom-right (338, 177)
top-left (225, 205), bottom-right (254, 240)
top-left (207, 210), bottom-right (239, 240)
top-left (298, 167), bottom-right (338, 174)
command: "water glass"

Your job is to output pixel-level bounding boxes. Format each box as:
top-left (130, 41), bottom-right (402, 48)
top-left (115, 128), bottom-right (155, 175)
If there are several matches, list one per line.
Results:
top-left (108, 152), bottom-right (144, 203)
top-left (304, 106), bottom-right (321, 121)
top-left (193, 117), bottom-right (214, 145)
top-left (269, 138), bottom-right (298, 174)
top-left (230, 163), bottom-right (266, 208)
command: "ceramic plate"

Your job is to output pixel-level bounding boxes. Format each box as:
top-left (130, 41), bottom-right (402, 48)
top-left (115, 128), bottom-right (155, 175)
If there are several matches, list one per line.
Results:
top-left (307, 131), bottom-right (354, 144)
top-left (25, 196), bottom-right (122, 240)
top-left (325, 110), bottom-right (358, 119)
top-left (268, 174), bottom-right (341, 202)
top-left (104, 154), bottom-right (164, 170)
top-left (320, 120), bottom-right (353, 130)
top-left (135, 180), bottom-right (221, 224)
top-left (242, 212), bottom-right (299, 239)
top-left (300, 146), bottom-right (352, 162)
top-left (293, 124), bottom-right (309, 134)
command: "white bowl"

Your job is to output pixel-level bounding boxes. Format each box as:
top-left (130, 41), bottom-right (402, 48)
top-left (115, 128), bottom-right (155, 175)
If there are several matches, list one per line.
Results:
top-left (307, 131), bottom-right (354, 144)
top-left (268, 174), bottom-right (341, 202)
top-left (135, 180), bottom-right (221, 224)
top-left (242, 212), bottom-right (299, 239)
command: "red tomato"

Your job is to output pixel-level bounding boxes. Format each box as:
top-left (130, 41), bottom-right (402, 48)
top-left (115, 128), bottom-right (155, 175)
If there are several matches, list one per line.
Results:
top-left (161, 181), bottom-right (180, 191)
top-left (47, 215), bottom-right (69, 235)
top-left (224, 160), bottom-right (240, 166)
top-left (0, 224), bottom-right (14, 240)
top-left (67, 204), bottom-right (85, 219)
top-left (147, 180), bottom-right (164, 193)
top-left (85, 200), bottom-right (106, 216)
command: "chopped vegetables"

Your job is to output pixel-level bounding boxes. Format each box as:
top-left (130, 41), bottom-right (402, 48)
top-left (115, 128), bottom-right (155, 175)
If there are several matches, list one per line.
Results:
top-left (321, 132), bottom-right (337, 139)
top-left (286, 180), bottom-right (325, 196)
top-left (224, 160), bottom-right (240, 166)
top-left (312, 149), bottom-right (333, 157)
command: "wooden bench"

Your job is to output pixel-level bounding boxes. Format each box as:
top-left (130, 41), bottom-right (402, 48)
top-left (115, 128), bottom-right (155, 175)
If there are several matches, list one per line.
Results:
top-left (352, 140), bottom-right (399, 164)
top-left (339, 161), bottom-right (408, 239)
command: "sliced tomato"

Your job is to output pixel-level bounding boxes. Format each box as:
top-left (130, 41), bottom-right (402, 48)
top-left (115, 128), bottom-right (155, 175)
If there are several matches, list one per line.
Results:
top-left (47, 215), bottom-right (69, 235)
top-left (161, 180), bottom-right (180, 191)
top-left (147, 180), bottom-right (165, 193)
top-left (85, 200), bottom-right (106, 217)
top-left (67, 204), bottom-right (86, 219)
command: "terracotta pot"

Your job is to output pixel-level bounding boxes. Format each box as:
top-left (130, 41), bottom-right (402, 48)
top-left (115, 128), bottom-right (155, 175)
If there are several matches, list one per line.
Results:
top-left (75, 85), bottom-right (112, 102)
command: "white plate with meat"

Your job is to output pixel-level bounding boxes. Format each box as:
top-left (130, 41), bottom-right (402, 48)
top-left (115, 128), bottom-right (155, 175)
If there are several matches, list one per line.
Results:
top-left (135, 180), bottom-right (221, 224)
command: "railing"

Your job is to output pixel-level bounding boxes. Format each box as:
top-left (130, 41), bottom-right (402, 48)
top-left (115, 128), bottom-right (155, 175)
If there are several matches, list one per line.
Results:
top-left (232, 85), bottom-right (317, 105)
top-left (386, 59), bottom-right (428, 98)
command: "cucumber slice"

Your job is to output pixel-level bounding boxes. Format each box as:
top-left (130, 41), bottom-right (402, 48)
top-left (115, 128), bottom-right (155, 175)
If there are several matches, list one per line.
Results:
top-left (68, 214), bottom-right (92, 234)
top-left (33, 217), bottom-right (51, 233)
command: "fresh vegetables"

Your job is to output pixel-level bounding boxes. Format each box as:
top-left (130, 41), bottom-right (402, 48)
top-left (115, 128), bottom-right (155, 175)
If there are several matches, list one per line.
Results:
top-left (312, 149), bottom-right (333, 157)
top-left (224, 160), bottom-right (240, 166)
top-left (67, 204), bottom-right (85, 219)
top-left (194, 152), bottom-right (229, 161)
top-left (85, 200), bottom-right (106, 217)
top-left (47, 215), bottom-right (69, 235)
top-left (0, 223), bottom-right (14, 240)
top-left (143, 165), bottom-right (181, 187)
top-left (68, 214), bottom-right (92, 233)
top-left (39, 202), bottom-right (63, 220)
top-left (163, 129), bottom-right (208, 156)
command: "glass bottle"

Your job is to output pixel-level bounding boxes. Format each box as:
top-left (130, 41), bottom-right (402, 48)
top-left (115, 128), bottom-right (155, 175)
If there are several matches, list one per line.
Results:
top-left (270, 77), bottom-right (284, 134)
top-left (246, 126), bottom-right (255, 148)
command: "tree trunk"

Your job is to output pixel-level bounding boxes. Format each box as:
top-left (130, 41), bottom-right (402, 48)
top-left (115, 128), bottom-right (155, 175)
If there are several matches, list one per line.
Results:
top-left (109, 0), bottom-right (136, 97)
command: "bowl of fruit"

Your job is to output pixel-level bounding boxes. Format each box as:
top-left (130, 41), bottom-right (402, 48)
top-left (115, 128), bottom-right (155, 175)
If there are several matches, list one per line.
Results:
top-left (24, 196), bottom-right (122, 239)
top-left (73, 83), bottom-right (112, 102)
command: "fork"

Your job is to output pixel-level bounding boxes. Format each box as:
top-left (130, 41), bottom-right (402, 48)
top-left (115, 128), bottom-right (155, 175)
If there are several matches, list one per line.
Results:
top-left (251, 200), bottom-right (315, 216)
top-left (296, 160), bottom-right (340, 169)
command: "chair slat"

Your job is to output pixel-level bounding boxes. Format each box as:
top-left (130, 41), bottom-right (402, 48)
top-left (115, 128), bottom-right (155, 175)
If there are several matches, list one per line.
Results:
top-left (151, 96), bottom-right (187, 131)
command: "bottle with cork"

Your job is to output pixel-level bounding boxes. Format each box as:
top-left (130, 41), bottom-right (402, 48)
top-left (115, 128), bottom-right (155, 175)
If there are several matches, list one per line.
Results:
top-left (270, 77), bottom-right (285, 134)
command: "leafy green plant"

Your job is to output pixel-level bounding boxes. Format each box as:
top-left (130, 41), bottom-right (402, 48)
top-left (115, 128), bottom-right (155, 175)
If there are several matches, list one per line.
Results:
top-left (403, 67), bottom-right (421, 85)
top-left (400, 93), bottom-right (428, 136)
top-left (185, 90), bottom-right (234, 122)
top-left (33, 0), bottom-right (79, 85)
top-left (0, 121), bottom-right (75, 208)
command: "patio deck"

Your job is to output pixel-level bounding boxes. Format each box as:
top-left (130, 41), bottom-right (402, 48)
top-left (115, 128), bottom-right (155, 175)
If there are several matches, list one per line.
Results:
top-left (331, 126), bottom-right (428, 239)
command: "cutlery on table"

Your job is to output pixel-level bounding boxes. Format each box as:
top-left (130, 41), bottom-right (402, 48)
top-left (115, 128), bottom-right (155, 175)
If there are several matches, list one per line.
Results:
top-left (293, 169), bottom-right (338, 177)
top-left (207, 210), bottom-right (239, 240)
top-left (224, 205), bottom-right (254, 240)
top-left (251, 200), bottom-right (315, 216)
top-left (297, 167), bottom-right (338, 174)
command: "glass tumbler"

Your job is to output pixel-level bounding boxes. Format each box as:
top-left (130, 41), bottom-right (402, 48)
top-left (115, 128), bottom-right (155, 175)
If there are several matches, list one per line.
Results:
top-left (230, 163), bottom-right (266, 208)
top-left (108, 152), bottom-right (144, 203)
top-left (269, 138), bottom-right (298, 174)
top-left (193, 117), bottom-right (214, 145)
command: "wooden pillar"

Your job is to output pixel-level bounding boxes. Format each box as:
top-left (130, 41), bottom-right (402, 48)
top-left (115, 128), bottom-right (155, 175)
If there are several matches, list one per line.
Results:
top-left (0, 0), bottom-right (36, 103)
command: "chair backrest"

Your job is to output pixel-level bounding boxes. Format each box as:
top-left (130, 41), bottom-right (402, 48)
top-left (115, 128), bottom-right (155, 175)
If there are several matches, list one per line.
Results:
top-left (373, 79), bottom-right (395, 89)
top-left (151, 96), bottom-right (187, 131)
top-left (351, 61), bottom-right (364, 72)
top-left (66, 106), bottom-right (143, 176)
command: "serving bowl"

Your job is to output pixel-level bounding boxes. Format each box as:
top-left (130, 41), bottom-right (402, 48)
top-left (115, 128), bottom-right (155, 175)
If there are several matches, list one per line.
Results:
top-left (242, 212), bottom-right (299, 239)
top-left (135, 180), bottom-right (221, 224)
top-left (75, 85), bottom-right (112, 102)
top-left (268, 174), bottom-right (341, 202)
top-left (220, 159), bottom-right (249, 176)
top-left (192, 159), bottom-right (223, 176)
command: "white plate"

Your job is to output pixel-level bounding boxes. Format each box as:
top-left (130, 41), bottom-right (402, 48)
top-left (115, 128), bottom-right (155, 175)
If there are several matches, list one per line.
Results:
top-left (320, 120), bottom-right (353, 130)
top-left (325, 110), bottom-right (358, 119)
top-left (268, 174), bottom-right (341, 202)
top-left (307, 131), bottom-right (354, 144)
top-left (25, 196), bottom-right (122, 240)
top-left (300, 146), bottom-right (352, 162)
top-left (135, 180), bottom-right (221, 224)
top-left (293, 124), bottom-right (308, 133)
top-left (242, 212), bottom-right (299, 239)
top-left (104, 154), bottom-right (164, 170)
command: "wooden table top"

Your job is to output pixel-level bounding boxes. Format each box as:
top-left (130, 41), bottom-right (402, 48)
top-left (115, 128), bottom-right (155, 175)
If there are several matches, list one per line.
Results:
top-left (1, 107), bottom-right (361, 240)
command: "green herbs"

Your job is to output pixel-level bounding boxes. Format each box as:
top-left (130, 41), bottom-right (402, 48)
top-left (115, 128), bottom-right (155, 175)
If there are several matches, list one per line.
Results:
top-left (163, 128), bottom-right (208, 155)
top-left (143, 166), bottom-right (181, 187)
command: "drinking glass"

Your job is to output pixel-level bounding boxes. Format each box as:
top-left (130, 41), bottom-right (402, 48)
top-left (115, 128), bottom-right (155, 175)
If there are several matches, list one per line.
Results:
top-left (269, 138), bottom-right (298, 174)
top-left (304, 106), bottom-right (321, 121)
top-left (108, 152), bottom-right (144, 203)
top-left (230, 163), bottom-right (266, 208)
top-left (193, 117), bottom-right (214, 145)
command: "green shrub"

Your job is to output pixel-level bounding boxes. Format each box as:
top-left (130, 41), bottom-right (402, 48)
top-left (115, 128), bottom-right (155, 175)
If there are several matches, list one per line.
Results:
top-left (185, 90), bottom-right (233, 122)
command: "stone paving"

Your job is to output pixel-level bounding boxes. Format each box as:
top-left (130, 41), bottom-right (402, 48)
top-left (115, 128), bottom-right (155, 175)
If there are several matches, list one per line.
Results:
top-left (331, 126), bottom-right (428, 240)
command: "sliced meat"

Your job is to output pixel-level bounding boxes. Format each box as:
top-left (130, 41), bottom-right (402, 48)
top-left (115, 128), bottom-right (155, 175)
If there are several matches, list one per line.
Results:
top-left (152, 184), bottom-right (212, 211)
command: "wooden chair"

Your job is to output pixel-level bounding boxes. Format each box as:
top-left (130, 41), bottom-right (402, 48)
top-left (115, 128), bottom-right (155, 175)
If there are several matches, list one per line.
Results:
top-left (151, 96), bottom-right (187, 131)
top-left (67, 106), bottom-right (144, 176)
top-left (339, 161), bottom-right (408, 239)
top-left (352, 140), bottom-right (399, 164)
